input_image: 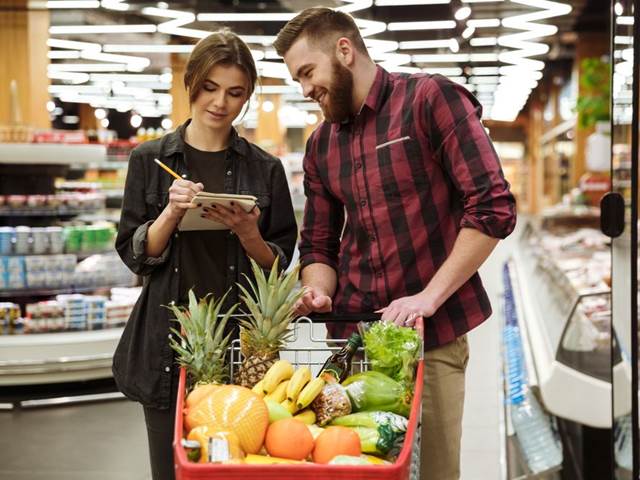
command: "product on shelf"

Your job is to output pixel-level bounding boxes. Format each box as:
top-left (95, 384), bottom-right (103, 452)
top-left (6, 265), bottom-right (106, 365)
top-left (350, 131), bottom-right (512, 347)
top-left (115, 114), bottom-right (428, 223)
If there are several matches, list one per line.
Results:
top-left (13, 287), bottom-right (141, 335)
top-left (0, 192), bottom-right (106, 215)
top-left (0, 302), bottom-right (22, 334)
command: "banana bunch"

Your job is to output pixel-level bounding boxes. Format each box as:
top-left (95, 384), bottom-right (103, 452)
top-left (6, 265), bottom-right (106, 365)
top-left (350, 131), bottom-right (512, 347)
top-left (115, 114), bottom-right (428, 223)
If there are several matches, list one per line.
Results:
top-left (258, 361), bottom-right (326, 415)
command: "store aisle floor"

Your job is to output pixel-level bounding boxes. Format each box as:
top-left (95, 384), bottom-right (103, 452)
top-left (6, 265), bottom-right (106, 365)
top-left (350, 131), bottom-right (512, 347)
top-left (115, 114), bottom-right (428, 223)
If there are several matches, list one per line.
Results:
top-left (460, 218), bottom-right (522, 480)
top-left (0, 221), bottom-right (522, 480)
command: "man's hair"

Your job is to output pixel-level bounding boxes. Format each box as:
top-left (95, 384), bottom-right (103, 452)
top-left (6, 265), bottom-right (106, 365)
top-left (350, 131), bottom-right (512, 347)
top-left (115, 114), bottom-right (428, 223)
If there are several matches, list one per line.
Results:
top-left (184, 28), bottom-right (257, 104)
top-left (274, 7), bottom-right (368, 57)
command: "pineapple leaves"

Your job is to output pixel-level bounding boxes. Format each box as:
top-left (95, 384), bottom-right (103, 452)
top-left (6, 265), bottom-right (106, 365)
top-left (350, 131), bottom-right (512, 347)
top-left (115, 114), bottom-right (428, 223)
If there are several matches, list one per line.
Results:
top-left (164, 288), bottom-right (239, 385)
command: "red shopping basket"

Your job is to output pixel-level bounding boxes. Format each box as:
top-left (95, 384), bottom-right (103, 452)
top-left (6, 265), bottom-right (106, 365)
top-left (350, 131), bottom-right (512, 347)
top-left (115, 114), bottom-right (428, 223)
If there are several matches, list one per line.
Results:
top-left (174, 315), bottom-right (424, 480)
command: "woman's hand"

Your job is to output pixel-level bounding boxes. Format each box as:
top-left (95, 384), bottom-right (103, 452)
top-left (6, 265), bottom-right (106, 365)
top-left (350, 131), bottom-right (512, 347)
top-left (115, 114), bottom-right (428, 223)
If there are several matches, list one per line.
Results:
top-left (202, 202), bottom-right (261, 239)
top-left (167, 179), bottom-right (204, 220)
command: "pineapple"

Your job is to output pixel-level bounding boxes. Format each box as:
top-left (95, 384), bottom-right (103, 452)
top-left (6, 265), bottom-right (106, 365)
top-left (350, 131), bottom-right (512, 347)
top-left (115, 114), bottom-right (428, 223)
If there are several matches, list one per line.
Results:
top-left (234, 257), bottom-right (304, 388)
top-left (167, 289), bottom-right (238, 385)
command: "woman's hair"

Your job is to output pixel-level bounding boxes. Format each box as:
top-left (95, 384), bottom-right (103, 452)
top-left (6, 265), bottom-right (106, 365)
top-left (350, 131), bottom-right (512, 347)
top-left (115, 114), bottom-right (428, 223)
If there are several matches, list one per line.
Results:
top-left (184, 29), bottom-right (257, 104)
top-left (273, 7), bottom-right (368, 57)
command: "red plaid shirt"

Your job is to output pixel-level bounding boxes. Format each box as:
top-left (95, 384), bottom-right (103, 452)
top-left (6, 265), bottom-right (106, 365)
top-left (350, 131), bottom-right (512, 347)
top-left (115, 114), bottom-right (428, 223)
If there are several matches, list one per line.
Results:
top-left (299, 66), bottom-right (516, 349)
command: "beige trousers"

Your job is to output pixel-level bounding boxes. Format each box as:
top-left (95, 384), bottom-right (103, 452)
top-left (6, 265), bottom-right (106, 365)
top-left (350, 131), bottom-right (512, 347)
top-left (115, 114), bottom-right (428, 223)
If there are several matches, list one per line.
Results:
top-left (420, 335), bottom-right (469, 480)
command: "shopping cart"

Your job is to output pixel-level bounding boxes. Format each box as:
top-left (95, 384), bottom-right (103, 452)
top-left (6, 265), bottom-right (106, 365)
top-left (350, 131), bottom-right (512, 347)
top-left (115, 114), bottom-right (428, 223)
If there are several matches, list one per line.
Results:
top-left (174, 314), bottom-right (424, 480)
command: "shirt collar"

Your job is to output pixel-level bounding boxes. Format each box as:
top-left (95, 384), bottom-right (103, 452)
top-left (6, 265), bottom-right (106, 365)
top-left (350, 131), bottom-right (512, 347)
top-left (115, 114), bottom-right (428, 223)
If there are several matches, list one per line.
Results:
top-left (161, 119), bottom-right (248, 157)
top-left (337, 65), bottom-right (390, 131)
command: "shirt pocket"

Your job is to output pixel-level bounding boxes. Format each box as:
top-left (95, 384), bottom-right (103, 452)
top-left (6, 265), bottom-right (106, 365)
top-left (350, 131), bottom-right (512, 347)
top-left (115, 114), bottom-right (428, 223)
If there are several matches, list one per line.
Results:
top-left (374, 136), bottom-right (427, 200)
top-left (144, 191), bottom-right (169, 217)
top-left (240, 190), bottom-right (271, 209)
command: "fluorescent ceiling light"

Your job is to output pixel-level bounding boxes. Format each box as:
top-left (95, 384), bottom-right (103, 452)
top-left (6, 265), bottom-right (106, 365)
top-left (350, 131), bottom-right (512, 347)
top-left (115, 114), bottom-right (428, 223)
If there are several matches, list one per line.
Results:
top-left (335, 0), bottom-right (374, 13)
top-left (617, 16), bottom-right (633, 25)
top-left (423, 67), bottom-right (463, 75)
top-left (472, 67), bottom-right (500, 75)
top-left (615, 2), bottom-right (623, 15)
top-left (412, 53), bottom-right (470, 62)
top-left (355, 19), bottom-right (387, 36)
top-left (103, 44), bottom-right (194, 53)
top-left (197, 13), bottom-right (295, 21)
top-left (101, 0), bottom-right (129, 10)
top-left (387, 21), bottom-right (456, 31)
top-left (462, 0), bottom-right (504, 2)
top-left (448, 76), bottom-right (467, 84)
top-left (475, 84), bottom-right (497, 92)
top-left (48, 50), bottom-right (81, 59)
top-left (375, 0), bottom-right (450, 4)
top-left (47, 71), bottom-right (90, 83)
top-left (455, 7), bottom-right (472, 20)
top-left (90, 74), bottom-right (169, 82)
top-left (469, 76), bottom-right (500, 84)
top-left (46, 1), bottom-right (99, 7)
top-left (470, 37), bottom-right (498, 46)
top-left (142, 7), bottom-right (194, 19)
top-left (47, 38), bottom-right (100, 51)
top-left (80, 52), bottom-right (150, 69)
top-left (467, 18), bottom-right (500, 28)
top-left (462, 26), bottom-right (475, 38)
top-left (399, 39), bottom-right (455, 49)
top-left (614, 36), bottom-right (633, 45)
top-left (470, 53), bottom-right (499, 61)
top-left (50, 25), bottom-right (156, 34)
top-left (48, 63), bottom-right (128, 72)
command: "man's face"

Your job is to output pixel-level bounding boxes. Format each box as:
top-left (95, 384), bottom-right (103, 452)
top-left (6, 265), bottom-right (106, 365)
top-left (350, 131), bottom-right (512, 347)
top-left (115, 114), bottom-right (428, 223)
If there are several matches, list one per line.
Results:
top-left (283, 36), bottom-right (354, 123)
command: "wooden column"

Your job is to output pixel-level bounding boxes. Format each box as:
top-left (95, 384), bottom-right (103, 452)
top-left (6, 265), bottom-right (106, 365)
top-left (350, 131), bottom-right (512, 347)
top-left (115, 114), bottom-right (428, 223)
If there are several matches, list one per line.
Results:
top-left (255, 78), bottom-right (286, 152)
top-left (78, 103), bottom-right (97, 131)
top-left (573, 32), bottom-right (609, 186)
top-left (170, 53), bottom-right (190, 127)
top-left (0, 2), bottom-right (50, 128)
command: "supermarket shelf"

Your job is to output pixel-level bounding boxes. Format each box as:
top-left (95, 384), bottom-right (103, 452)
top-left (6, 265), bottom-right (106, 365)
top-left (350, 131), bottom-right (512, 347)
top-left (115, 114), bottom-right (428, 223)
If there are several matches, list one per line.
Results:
top-left (0, 143), bottom-right (106, 165)
top-left (0, 207), bottom-right (102, 217)
top-left (18, 391), bottom-right (124, 409)
top-left (69, 161), bottom-right (129, 171)
top-left (0, 327), bottom-right (124, 385)
top-left (0, 283), bottom-right (130, 299)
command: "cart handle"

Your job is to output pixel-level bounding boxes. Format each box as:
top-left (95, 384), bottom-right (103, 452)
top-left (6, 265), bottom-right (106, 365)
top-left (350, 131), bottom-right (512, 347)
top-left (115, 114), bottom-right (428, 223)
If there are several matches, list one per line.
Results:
top-left (304, 312), bottom-right (382, 323)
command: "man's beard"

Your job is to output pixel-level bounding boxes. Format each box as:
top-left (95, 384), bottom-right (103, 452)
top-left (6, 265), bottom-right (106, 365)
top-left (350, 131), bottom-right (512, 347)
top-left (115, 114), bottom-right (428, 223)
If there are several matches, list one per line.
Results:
top-left (321, 60), bottom-right (354, 123)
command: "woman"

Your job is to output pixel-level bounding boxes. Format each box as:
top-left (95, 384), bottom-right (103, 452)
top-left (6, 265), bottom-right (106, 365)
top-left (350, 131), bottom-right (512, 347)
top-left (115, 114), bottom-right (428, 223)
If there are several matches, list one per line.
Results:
top-left (113, 30), bottom-right (297, 480)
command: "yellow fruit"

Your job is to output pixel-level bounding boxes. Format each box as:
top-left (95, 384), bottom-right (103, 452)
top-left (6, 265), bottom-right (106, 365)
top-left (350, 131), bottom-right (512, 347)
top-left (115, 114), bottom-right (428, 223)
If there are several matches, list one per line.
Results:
top-left (244, 454), bottom-right (303, 465)
top-left (185, 383), bottom-right (218, 411)
top-left (251, 379), bottom-right (265, 397)
top-left (265, 380), bottom-right (289, 403)
top-left (186, 425), bottom-right (244, 463)
top-left (286, 366), bottom-right (311, 402)
top-left (296, 377), bottom-right (325, 410)
top-left (293, 409), bottom-right (316, 425)
top-left (185, 385), bottom-right (269, 454)
top-left (262, 360), bottom-right (294, 394)
top-left (281, 398), bottom-right (298, 414)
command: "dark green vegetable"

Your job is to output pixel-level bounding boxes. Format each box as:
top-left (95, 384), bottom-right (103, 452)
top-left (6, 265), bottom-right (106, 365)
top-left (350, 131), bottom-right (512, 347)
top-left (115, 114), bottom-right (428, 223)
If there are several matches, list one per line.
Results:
top-left (331, 411), bottom-right (408, 457)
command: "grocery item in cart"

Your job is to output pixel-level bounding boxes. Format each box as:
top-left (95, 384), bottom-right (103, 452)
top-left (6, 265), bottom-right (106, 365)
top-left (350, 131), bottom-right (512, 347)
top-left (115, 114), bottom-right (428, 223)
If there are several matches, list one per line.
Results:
top-left (235, 258), bottom-right (303, 388)
top-left (342, 371), bottom-right (412, 418)
top-left (318, 332), bottom-right (362, 383)
top-left (311, 382), bottom-right (352, 426)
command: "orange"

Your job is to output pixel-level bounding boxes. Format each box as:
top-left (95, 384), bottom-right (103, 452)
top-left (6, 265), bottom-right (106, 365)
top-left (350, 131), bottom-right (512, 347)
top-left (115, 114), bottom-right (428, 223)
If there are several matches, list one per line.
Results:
top-left (265, 418), bottom-right (314, 461)
top-left (312, 426), bottom-right (361, 464)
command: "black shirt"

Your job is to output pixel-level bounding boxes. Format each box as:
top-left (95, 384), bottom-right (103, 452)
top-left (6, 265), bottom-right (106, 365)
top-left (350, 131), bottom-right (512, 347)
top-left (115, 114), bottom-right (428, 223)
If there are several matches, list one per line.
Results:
top-left (179, 143), bottom-right (228, 303)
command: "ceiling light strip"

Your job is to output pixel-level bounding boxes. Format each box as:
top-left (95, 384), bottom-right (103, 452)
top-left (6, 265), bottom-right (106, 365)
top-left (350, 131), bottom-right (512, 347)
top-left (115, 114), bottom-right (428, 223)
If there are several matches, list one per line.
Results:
top-left (387, 20), bottom-right (456, 31)
top-left (46, 1), bottom-right (99, 7)
top-left (49, 25), bottom-right (157, 34)
top-left (375, 0), bottom-right (450, 5)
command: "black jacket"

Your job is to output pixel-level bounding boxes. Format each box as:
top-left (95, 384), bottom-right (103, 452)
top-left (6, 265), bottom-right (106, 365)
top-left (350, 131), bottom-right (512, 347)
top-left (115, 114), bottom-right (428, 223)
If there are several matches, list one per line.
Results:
top-left (113, 121), bottom-right (297, 409)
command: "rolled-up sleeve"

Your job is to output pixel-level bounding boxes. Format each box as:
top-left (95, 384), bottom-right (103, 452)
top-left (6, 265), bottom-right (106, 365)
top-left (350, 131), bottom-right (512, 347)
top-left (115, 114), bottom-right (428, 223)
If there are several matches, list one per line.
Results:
top-left (116, 149), bottom-right (171, 276)
top-left (421, 74), bottom-right (516, 239)
top-left (262, 160), bottom-right (298, 271)
top-left (298, 135), bottom-right (344, 271)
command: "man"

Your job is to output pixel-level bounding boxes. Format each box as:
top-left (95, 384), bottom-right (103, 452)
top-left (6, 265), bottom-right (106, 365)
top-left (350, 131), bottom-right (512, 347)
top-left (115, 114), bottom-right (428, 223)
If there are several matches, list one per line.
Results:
top-left (274, 7), bottom-right (516, 479)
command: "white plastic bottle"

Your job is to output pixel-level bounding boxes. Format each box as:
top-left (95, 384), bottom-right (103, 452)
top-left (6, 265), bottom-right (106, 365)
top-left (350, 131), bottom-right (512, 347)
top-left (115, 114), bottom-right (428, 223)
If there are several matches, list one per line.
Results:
top-left (511, 391), bottom-right (563, 473)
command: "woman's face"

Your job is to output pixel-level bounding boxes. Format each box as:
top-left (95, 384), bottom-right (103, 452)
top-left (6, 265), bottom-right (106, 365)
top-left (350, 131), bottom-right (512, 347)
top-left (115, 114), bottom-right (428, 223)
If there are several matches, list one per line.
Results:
top-left (191, 63), bottom-right (250, 130)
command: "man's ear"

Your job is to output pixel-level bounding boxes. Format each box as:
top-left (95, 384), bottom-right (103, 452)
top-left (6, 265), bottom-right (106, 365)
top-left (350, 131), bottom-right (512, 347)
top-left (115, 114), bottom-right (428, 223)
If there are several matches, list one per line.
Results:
top-left (335, 37), bottom-right (355, 67)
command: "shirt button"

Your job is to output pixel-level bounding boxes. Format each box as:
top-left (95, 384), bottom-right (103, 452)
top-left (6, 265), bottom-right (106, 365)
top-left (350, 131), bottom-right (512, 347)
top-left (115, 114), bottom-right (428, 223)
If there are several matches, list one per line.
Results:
top-left (229, 265), bottom-right (235, 271)
top-left (164, 366), bottom-right (170, 373)
top-left (369, 234), bottom-right (376, 241)
top-left (157, 202), bottom-right (162, 208)
top-left (226, 170), bottom-right (232, 176)
top-left (355, 162), bottom-right (362, 169)
top-left (360, 199), bottom-right (367, 207)
top-left (167, 334), bottom-right (171, 339)
top-left (174, 267), bottom-right (178, 273)
top-left (174, 233), bottom-right (179, 238)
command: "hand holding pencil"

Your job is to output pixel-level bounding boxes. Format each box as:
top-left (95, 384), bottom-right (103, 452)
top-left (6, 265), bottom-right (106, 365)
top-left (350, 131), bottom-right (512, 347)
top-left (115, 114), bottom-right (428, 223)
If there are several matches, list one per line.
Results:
top-left (154, 159), bottom-right (204, 220)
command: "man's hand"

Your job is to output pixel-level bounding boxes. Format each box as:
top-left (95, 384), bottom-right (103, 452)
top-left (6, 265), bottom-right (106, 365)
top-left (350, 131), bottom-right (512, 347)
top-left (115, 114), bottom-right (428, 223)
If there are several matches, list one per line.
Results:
top-left (294, 286), bottom-right (332, 316)
top-left (377, 292), bottom-right (436, 327)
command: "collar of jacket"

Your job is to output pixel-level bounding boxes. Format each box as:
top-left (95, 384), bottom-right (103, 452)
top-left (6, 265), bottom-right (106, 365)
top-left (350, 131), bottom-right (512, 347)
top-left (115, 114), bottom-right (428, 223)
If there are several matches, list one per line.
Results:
top-left (160, 119), bottom-right (249, 158)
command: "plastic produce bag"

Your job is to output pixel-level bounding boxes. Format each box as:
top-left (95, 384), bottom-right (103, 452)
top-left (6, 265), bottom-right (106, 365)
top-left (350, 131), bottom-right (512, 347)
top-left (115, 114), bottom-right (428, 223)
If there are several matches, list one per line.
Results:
top-left (343, 371), bottom-right (411, 418)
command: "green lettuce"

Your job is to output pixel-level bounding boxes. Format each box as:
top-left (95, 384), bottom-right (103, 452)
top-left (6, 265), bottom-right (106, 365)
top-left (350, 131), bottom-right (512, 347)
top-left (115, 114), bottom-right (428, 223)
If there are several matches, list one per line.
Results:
top-left (363, 321), bottom-right (421, 388)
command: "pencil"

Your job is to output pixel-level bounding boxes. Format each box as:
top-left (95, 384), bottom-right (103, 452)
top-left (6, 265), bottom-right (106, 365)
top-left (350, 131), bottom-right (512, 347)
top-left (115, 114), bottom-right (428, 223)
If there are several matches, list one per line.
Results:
top-left (153, 158), bottom-right (182, 180)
